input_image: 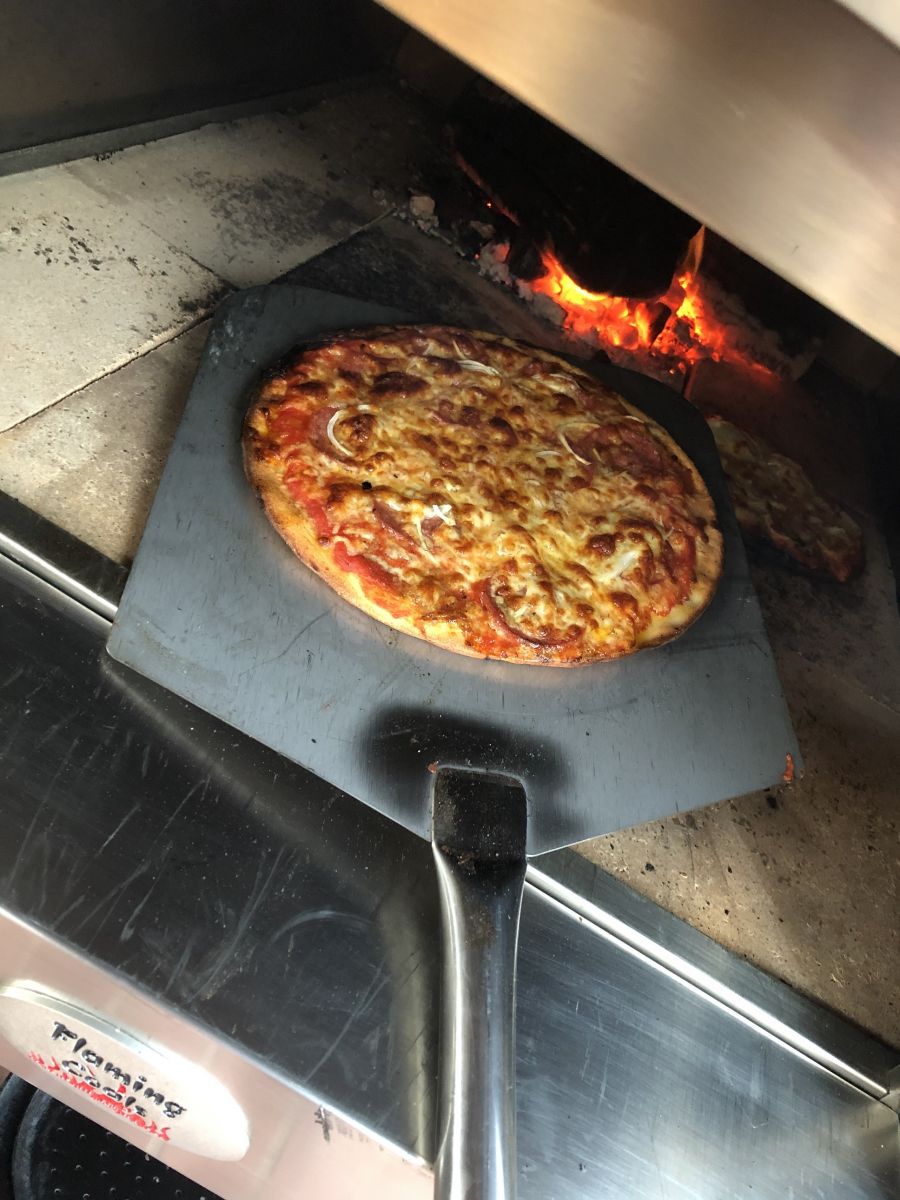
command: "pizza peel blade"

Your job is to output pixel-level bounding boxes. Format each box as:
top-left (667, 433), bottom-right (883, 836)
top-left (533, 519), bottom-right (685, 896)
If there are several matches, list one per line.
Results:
top-left (106, 284), bottom-right (800, 1200)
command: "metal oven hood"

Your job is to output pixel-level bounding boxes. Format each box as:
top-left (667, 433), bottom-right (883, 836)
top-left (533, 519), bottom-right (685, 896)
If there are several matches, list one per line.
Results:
top-left (377, 0), bottom-right (900, 355)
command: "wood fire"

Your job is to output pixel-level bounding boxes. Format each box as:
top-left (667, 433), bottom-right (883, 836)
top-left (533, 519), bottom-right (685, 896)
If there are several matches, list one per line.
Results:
top-left (525, 233), bottom-right (773, 377)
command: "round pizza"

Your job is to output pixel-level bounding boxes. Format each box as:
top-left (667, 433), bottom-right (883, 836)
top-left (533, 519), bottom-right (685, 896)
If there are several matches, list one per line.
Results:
top-left (242, 326), bottom-right (723, 666)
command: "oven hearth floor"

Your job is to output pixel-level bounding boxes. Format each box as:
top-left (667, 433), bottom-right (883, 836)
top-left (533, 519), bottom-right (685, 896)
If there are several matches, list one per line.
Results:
top-left (0, 81), bottom-right (897, 1049)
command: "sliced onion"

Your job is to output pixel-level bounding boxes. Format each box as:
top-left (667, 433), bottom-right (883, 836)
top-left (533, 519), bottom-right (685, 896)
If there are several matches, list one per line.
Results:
top-left (546, 371), bottom-right (583, 394)
top-left (324, 404), bottom-right (375, 458)
top-left (458, 359), bottom-right (501, 377)
top-left (557, 430), bottom-right (592, 464)
top-left (562, 417), bottom-right (604, 430)
top-left (333, 533), bottom-right (364, 556)
top-left (325, 410), bottom-right (352, 457)
top-left (423, 502), bottom-right (455, 527)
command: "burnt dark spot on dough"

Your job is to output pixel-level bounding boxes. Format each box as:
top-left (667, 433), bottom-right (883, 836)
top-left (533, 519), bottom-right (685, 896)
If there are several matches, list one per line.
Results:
top-left (588, 534), bottom-right (617, 556)
top-left (488, 416), bottom-right (518, 446)
top-left (425, 356), bottom-right (463, 376)
top-left (372, 371), bottom-right (427, 396)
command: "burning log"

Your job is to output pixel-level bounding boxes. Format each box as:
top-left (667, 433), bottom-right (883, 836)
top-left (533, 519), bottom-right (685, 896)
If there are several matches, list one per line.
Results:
top-left (472, 238), bottom-right (816, 382)
top-left (448, 81), bottom-right (700, 298)
top-left (506, 233), bottom-right (545, 283)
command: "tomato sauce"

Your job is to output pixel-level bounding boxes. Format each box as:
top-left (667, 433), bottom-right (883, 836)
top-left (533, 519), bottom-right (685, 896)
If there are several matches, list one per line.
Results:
top-left (285, 478), bottom-right (331, 539)
top-left (269, 407), bottom-right (312, 442)
top-left (331, 541), bottom-right (409, 618)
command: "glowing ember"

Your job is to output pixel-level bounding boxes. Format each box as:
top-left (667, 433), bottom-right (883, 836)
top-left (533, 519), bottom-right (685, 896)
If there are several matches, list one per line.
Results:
top-left (528, 239), bottom-right (767, 375)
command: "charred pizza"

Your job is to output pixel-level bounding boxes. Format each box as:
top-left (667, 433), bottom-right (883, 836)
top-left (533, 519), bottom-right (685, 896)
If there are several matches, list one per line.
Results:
top-left (243, 326), bottom-right (723, 665)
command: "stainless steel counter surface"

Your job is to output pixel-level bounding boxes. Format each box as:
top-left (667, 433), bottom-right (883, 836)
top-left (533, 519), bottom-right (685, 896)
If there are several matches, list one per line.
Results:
top-left (1, 502), bottom-right (898, 1198)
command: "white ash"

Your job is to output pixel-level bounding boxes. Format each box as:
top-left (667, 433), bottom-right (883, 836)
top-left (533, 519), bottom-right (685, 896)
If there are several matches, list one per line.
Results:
top-left (526, 291), bottom-right (567, 329)
top-left (698, 275), bottom-right (820, 379)
top-left (477, 240), bottom-right (513, 286)
top-left (408, 192), bottom-right (437, 230)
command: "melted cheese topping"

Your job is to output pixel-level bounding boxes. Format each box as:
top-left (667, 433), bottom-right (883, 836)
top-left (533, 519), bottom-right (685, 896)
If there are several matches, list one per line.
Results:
top-left (244, 326), bottom-right (723, 664)
top-left (708, 416), bottom-right (862, 583)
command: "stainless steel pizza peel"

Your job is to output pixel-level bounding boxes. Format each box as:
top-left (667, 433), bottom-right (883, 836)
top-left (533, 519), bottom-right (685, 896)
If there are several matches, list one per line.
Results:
top-left (107, 285), bottom-right (798, 1200)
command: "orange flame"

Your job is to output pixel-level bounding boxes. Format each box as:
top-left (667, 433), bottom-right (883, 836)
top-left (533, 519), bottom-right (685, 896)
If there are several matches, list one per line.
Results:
top-left (529, 232), bottom-right (766, 374)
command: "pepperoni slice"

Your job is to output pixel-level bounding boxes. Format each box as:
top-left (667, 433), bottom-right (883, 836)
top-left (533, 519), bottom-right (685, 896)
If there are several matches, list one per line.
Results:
top-left (420, 515), bottom-right (445, 538)
top-left (372, 500), bottom-right (418, 552)
top-left (269, 406), bottom-right (313, 443)
top-left (306, 406), bottom-right (342, 459)
top-left (617, 422), bottom-right (666, 472)
top-left (473, 579), bottom-right (582, 648)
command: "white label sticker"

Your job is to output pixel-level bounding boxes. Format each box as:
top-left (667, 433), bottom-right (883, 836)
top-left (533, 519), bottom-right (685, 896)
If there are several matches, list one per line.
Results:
top-left (0, 983), bottom-right (249, 1162)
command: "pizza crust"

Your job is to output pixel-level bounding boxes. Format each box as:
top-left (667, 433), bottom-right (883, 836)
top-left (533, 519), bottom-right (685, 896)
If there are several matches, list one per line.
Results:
top-left (244, 325), bottom-right (724, 666)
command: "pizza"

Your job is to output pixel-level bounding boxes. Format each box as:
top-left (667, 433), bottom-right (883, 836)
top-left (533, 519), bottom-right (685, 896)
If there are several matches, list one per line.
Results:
top-left (707, 416), bottom-right (863, 583)
top-left (243, 326), bottom-right (723, 666)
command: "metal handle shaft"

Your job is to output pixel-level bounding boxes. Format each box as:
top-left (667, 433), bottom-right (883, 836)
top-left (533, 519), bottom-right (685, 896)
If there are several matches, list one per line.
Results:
top-left (432, 770), bottom-right (527, 1200)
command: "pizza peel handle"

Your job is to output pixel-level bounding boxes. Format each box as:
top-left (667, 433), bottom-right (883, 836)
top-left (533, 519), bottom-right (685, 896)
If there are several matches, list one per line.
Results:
top-left (431, 768), bottom-right (528, 1200)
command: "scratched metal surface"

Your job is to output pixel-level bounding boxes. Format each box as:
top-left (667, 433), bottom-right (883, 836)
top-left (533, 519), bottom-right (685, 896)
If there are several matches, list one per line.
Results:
top-left (2, 550), bottom-right (898, 1198)
top-left (106, 284), bottom-right (798, 854)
